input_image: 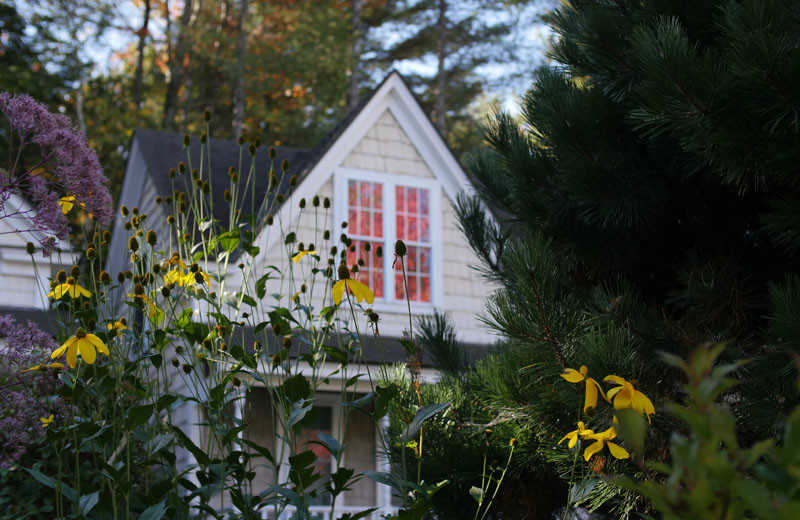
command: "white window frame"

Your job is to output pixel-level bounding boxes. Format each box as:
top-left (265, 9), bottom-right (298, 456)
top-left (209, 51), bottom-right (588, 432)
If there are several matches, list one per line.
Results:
top-left (333, 167), bottom-right (443, 313)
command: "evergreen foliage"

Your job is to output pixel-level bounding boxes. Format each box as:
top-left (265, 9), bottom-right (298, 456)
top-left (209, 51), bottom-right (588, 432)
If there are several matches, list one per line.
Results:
top-left (393, 0), bottom-right (800, 517)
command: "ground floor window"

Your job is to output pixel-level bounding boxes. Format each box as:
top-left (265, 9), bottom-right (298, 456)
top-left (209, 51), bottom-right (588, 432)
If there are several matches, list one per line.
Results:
top-left (244, 388), bottom-right (386, 517)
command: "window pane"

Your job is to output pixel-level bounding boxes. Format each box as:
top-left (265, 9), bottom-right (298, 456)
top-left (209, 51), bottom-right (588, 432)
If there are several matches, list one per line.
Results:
top-left (420, 276), bottom-right (431, 303)
top-left (348, 180), bottom-right (383, 239)
top-left (408, 188), bottom-right (418, 213)
top-left (395, 186), bottom-right (430, 245)
top-left (396, 186), bottom-right (405, 212)
top-left (420, 217), bottom-right (429, 242)
top-left (394, 245), bottom-right (431, 302)
top-left (407, 215), bottom-right (418, 242)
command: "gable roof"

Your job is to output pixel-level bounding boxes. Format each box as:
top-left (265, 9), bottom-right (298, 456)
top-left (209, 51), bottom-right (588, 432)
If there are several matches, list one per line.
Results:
top-left (252, 70), bottom-right (475, 254)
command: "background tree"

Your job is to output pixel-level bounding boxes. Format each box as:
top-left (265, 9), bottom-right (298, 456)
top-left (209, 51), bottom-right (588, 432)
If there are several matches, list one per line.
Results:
top-left (372, 0), bottom-right (543, 155)
top-left (390, 0), bottom-right (800, 517)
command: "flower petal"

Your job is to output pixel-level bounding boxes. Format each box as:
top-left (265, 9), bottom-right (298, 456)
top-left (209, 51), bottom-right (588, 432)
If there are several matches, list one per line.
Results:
top-left (86, 334), bottom-right (109, 356)
top-left (613, 391), bottom-right (632, 410)
top-left (560, 368), bottom-right (585, 383)
top-left (568, 433), bottom-right (579, 449)
top-left (66, 342), bottom-right (78, 368)
top-left (558, 432), bottom-right (573, 446)
top-left (584, 379), bottom-right (598, 413)
top-left (607, 441), bottom-right (630, 460)
top-left (332, 280), bottom-right (345, 304)
top-left (78, 338), bottom-right (97, 365)
top-left (587, 378), bottom-right (609, 403)
top-left (583, 440), bottom-right (604, 462)
top-left (52, 337), bottom-right (76, 359)
top-left (76, 284), bottom-right (91, 298)
top-left (603, 375), bottom-right (627, 386)
top-left (346, 279), bottom-right (375, 305)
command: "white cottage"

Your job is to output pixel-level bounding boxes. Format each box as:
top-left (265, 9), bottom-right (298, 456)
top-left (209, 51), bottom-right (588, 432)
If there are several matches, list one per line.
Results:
top-left (110, 71), bottom-right (497, 517)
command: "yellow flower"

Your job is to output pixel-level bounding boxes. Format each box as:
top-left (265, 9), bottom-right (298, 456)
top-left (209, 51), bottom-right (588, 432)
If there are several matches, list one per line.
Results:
top-left (51, 328), bottom-right (109, 368)
top-left (558, 421), bottom-right (594, 449)
top-left (163, 253), bottom-right (188, 269)
top-left (40, 414), bottom-right (54, 428)
top-left (332, 278), bottom-right (374, 305)
top-left (57, 195), bottom-right (84, 214)
top-left (166, 268), bottom-right (211, 287)
top-left (163, 268), bottom-right (186, 286)
top-left (21, 362), bottom-right (65, 373)
top-left (561, 365), bottom-right (609, 413)
top-left (603, 375), bottom-right (656, 423)
top-left (583, 425), bottom-right (629, 461)
top-left (186, 269), bottom-right (211, 286)
top-left (291, 250), bottom-right (317, 262)
top-left (107, 318), bottom-right (127, 335)
top-left (47, 277), bottom-right (91, 300)
top-left (127, 291), bottom-right (161, 322)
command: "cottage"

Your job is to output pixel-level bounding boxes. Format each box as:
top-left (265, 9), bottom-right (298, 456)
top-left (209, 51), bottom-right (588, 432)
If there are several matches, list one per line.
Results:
top-left (108, 71), bottom-right (497, 517)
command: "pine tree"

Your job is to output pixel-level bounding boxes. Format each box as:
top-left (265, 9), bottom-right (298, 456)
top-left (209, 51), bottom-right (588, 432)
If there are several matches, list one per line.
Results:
top-left (398, 1), bottom-right (800, 517)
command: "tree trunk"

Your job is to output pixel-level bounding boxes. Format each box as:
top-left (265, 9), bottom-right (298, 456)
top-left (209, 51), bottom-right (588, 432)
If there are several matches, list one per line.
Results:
top-left (232, 0), bottom-right (248, 138)
top-left (347, 0), bottom-right (363, 110)
top-left (435, 0), bottom-right (447, 135)
top-left (163, 0), bottom-right (193, 130)
top-left (133, 0), bottom-right (151, 107)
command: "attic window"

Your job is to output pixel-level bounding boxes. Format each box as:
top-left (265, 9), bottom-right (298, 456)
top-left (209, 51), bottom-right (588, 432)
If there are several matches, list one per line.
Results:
top-left (338, 169), bottom-right (440, 306)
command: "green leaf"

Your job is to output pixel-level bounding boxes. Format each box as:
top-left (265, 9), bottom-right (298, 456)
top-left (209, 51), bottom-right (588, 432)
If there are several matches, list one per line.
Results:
top-left (469, 486), bottom-right (484, 503)
top-left (401, 402), bottom-right (451, 443)
top-left (615, 409), bottom-right (646, 454)
top-left (236, 292), bottom-right (257, 307)
top-left (289, 449), bottom-right (317, 469)
top-left (281, 374), bottom-right (311, 403)
top-left (284, 231), bottom-right (296, 245)
top-left (171, 425), bottom-right (210, 466)
top-left (254, 321), bottom-right (269, 334)
top-left (324, 345), bottom-right (349, 365)
top-left (218, 230), bottom-right (241, 253)
top-left (399, 339), bottom-right (416, 356)
top-left (138, 499), bottom-right (168, 520)
top-left (23, 467), bottom-right (77, 504)
top-left (80, 491), bottom-right (100, 516)
top-left (126, 404), bottom-right (153, 430)
top-left (256, 273), bottom-right (271, 300)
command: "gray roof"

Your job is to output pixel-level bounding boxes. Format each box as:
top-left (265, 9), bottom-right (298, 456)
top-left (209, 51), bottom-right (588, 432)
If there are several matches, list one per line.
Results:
top-left (132, 128), bottom-right (305, 229)
top-left (130, 71), bottom-right (390, 233)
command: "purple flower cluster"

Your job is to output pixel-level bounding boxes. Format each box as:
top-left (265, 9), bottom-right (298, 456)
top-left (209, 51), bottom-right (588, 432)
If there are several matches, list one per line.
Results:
top-left (0, 315), bottom-right (61, 468)
top-left (0, 92), bottom-right (112, 248)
